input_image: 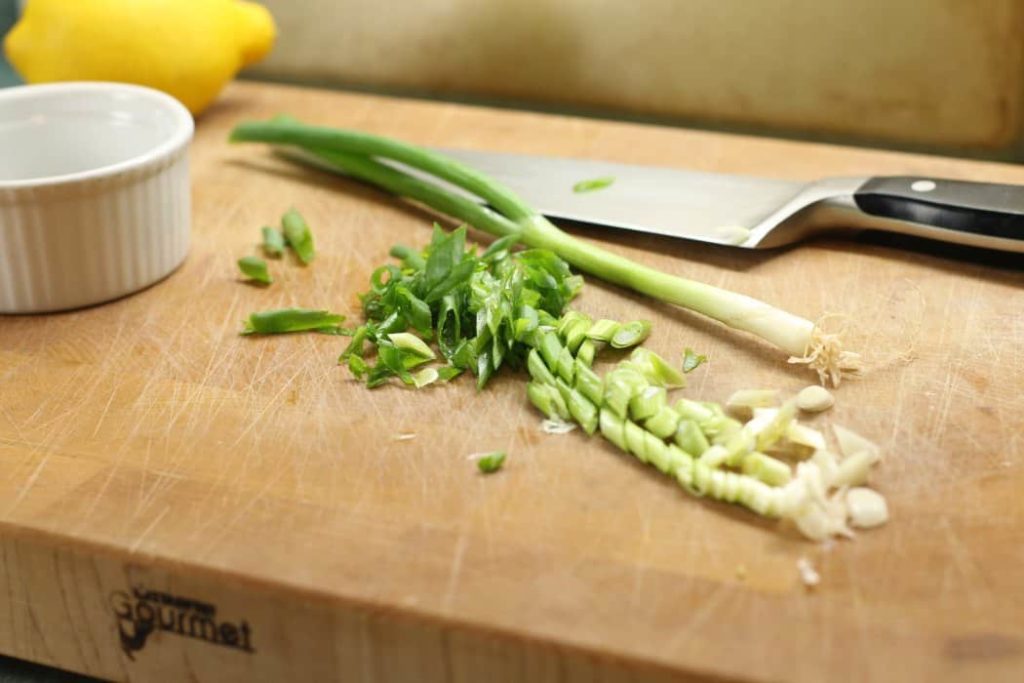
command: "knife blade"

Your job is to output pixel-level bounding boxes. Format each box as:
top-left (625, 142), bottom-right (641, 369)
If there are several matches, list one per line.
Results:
top-left (433, 149), bottom-right (1024, 254)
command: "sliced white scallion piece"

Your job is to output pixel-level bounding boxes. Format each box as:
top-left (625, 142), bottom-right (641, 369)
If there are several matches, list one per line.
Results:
top-left (833, 424), bottom-right (878, 459)
top-left (846, 487), bottom-right (889, 528)
top-left (796, 385), bottom-right (835, 413)
top-left (785, 423), bottom-right (828, 454)
top-left (752, 401), bottom-right (797, 451)
top-left (810, 449), bottom-right (840, 485)
top-left (726, 389), bottom-right (780, 417)
top-left (699, 444), bottom-right (730, 468)
top-left (832, 449), bottom-right (881, 487)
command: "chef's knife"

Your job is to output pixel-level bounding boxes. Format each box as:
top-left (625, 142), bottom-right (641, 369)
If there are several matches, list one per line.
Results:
top-left (432, 149), bottom-right (1024, 254)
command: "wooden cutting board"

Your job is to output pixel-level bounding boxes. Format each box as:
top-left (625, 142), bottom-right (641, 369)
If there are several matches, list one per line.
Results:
top-left (1, 82), bottom-right (1022, 682)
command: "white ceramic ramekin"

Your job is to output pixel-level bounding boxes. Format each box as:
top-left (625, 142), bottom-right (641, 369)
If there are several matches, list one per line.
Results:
top-left (0, 82), bottom-right (193, 313)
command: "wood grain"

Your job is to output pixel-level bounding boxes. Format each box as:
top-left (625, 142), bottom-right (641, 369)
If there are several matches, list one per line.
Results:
top-left (1, 81), bottom-right (1022, 682)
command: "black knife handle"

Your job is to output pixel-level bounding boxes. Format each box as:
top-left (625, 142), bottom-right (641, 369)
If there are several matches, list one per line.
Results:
top-left (853, 177), bottom-right (1024, 242)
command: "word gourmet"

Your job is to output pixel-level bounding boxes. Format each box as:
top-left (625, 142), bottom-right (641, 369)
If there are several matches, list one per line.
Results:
top-left (109, 586), bottom-right (254, 658)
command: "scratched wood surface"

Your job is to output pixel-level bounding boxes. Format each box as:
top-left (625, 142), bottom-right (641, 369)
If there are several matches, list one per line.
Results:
top-left (1, 81), bottom-right (1022, 682)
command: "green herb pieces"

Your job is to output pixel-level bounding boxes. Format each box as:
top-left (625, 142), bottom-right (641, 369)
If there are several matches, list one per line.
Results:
top-left (346, 224), bottom-right (582, 389)
top-left (261, 226), bottom-right (286, 257)
top-left (282, 208), bottom-right (315, 264)
top-left (572, 176), bottom-right (615, 193)
top-left (242, 308), bottom-right (345, 335)
top-left (476, 451), bottom-right (507, 474)
top-left (237, 255), bottom-right (272, 285)
top-left (682, 348), bottom-right (707, 373)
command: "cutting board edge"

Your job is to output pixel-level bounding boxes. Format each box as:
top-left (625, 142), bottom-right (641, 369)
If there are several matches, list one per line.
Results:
top-left (0, 521), bottom-right (724, 683)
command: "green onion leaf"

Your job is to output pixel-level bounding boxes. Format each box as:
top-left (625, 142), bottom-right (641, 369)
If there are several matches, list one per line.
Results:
top-left (423, 224), bottom-right (466, 293)
top-left (682, 347), bottom-right (707, 373)
top-left (261, 226), bottom-right (286, 258)
top-left (437, 366), bottom-right (464, 382)
top-left (476, 451), bottom-right (507, 474)
top-left (339, 325), bottom-right (369, 360)
top-left (237, 255), bottom-right (272, 285)
top-left (347, 354), bottom-right (369, 379)
top-left (242, 308), bottom-right (344, 335)
top-left (282, 208), bottom-right (315, 264)
top-left (572, 176), bottom-right (615, 193)
top-left (481, 234), bottom-right (519, 260)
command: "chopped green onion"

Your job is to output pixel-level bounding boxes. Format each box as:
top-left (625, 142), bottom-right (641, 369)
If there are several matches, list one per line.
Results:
top-left (610, 320), bottom-right (652, 349)
top-left (796, 385), bottom-right (835, 412)
top-left (282, 208), bottom-right (315, 264)
top-left (833, 450), bottom-right (880, 487)
top-left (833, 424), bottom-right (878, 458)
top-left (603, 367), bottom-right (648, 419)
top-left (626, 347), bottom-right (686, 388)
top-left (628, 386), bottom-right (667, 422)
top-left (644, 406), bottom-right (681, 439)
top-left (846, 487), bottom-right (889, 528)
top-left (387, 332), bottom-right (436, 360)
top-left (411, 367), bottom-right (439, 388)
top-left (576, 339), bottom-right (596, 366)
top-left (725, 389), bottom-right (780, 417)
top-left (740, 452), bottom-right (792, 486)
top-left (749, 401), bottom-right (797, 451)
top-left (585, 319), bottom-right (621, 343)
top-left (673, 398), bottom-right (715, 424)
top-left (527, 381), bottom-right (570, 421)
top-left (437, 366), bottom-right (464, 382)
top-left (261, 226), bottom-right (286, 258)
top-left (242, 308), bottom-right (344, 335)
top-left (673, 419), bottom-right (709, 456)
top-left (682, 348), bottom-right (707, 373)
top-left (476, 451), bottom-right (507, 474)
top-left (783, 423), bottom-right (827, 454)
top-left (237, 255), bottom-right (272, 285)
top-left (572, 176), bottom-right (615, 193)
top-left (347, 354), bottom-right (369, 378)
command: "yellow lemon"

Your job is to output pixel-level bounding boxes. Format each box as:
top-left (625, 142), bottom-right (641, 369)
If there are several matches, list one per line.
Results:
top-left (4, 0), bottom-right (276, 115)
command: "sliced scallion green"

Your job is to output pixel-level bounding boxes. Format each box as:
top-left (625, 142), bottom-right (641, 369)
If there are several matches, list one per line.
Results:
top-left (682, 348), bottom-right (707, 373)
top-left (242, 308), bottom-right (344, 335)
top-left (261, 226), bottom-right (286, 258)
top-left (572, 176), bottom-right (615, 193)
top-left (476, 451), bottom-right (507, 474)
top-left (282, 208), bottom-right (315, 264)
top-left (237, 255), bottom-right (272, 285)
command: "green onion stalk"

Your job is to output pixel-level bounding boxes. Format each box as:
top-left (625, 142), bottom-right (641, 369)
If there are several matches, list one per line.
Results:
top-left (230, 119), bottom-right (860, 385)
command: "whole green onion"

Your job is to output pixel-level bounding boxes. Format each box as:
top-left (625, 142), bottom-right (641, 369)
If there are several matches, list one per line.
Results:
top-left (229, 119), bottom-right (862, 385)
